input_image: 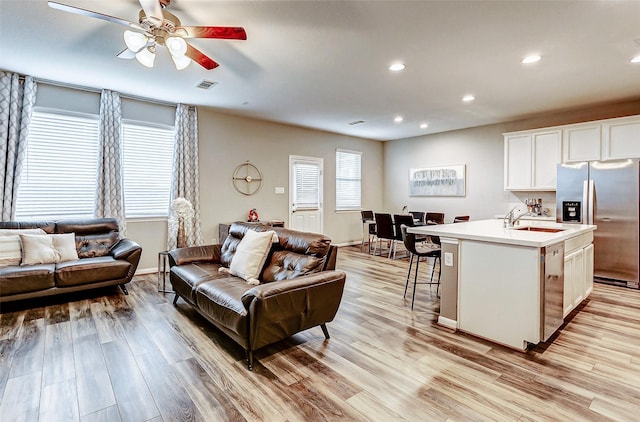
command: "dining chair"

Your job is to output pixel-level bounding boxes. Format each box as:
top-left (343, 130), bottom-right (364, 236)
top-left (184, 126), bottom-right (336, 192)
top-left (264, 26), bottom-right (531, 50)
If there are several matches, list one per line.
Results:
top-left (360, 210), bottom-right (376, 253)
top-left (392, 214), bottom-right (414, 259)
top-left (409, 211), bottom-right (425, 225)
top-left (400, 225), bottom-right (441, 310)
top-left (425, 212), bottom-right (445, 225)
top-left (373, 213), bottom-right (395, 258)
top-left (453, 215), bottom-right (470, 223)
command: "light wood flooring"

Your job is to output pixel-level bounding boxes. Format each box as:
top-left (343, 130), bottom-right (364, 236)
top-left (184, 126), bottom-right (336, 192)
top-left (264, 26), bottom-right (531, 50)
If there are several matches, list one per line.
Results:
top-left (1, 245), bottom-right (640, 421)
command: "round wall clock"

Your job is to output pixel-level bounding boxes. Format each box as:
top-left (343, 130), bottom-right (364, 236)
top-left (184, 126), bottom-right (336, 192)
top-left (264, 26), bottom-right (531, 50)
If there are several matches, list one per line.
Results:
top-left (232, 161), bottom-right (263, 195)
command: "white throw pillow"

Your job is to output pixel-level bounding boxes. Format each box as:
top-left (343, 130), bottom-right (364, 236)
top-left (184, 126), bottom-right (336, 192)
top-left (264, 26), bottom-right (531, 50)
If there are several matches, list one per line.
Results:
top-left (0, 228), bottom-right (46, 236)
top-left (20, 234), bottom-right (60, 265)
top-left (227, 230), bottom-right (278, 285)
top-left (0, 235), bottom-right (22, 266)
top-left (51, 233), bottom-right (79, 262)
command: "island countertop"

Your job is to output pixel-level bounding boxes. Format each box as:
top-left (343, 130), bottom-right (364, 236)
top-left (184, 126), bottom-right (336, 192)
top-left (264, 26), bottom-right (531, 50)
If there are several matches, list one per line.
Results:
top-left (408, 218), bottom-right (596, 248)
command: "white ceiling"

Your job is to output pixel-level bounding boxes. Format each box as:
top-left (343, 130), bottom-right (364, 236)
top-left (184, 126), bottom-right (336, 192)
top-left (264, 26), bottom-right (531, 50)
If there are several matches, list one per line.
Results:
top-left (1, 0), bottom-right (639, 141)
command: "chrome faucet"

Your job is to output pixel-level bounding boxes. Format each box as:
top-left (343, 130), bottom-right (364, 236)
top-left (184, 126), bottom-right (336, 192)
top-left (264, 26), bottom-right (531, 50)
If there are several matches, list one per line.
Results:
top-left (504, 206), bottom-right (533, 228)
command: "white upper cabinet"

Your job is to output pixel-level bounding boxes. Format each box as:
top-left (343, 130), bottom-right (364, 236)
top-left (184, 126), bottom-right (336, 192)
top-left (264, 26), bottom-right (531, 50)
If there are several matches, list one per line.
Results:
top-left (562, 115), bottom-right (640, 163)
top-left (562, 124), bottom-right (602, 162)
top-left (602, 116), bottom-right (640, 160)
top-left (504, 130), bottom-right (560, 191)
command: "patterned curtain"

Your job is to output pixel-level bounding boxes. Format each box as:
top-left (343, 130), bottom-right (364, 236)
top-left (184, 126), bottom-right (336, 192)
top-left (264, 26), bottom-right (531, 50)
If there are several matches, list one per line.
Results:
top-left (95, 89), bottom-right (126, 234)
top-left (169, 104), bottom-right (202, 248)
top-left (0, 71), bottom-right (37, 221)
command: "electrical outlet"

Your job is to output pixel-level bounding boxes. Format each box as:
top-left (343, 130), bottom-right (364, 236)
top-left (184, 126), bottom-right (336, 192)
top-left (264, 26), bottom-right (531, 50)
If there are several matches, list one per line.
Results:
top-left (275, 187), bottom-right (285, 194)
top-left (444, 252), bottom-right (454, 267)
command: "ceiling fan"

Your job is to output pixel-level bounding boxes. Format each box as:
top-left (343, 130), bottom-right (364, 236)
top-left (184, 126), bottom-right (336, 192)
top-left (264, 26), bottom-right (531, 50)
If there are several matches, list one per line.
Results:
top-left (48, 0), bottom-right (247, 70)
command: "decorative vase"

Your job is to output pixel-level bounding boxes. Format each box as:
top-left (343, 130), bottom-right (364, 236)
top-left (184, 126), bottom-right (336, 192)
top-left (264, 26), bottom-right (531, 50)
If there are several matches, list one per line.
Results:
top-left (177, 216), bottom-right (187, 248)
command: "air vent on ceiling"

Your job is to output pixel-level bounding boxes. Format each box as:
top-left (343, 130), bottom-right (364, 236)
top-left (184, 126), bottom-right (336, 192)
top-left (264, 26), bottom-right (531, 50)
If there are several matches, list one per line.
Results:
top-left (196, 80), bottom-right (218, 90)
top-left (348, 120), bottom-right (366, 126)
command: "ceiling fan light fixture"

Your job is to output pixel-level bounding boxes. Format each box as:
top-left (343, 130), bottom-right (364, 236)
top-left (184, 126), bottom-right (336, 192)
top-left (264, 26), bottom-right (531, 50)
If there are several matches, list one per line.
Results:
top-left (171, 53), bottom-right (191, 70)
top-left (135, 45), bottom-right (156, 67)
top-left (166, 36), bottom-right (187, 57)
top-left (124, 30), bottom-right (148, 53)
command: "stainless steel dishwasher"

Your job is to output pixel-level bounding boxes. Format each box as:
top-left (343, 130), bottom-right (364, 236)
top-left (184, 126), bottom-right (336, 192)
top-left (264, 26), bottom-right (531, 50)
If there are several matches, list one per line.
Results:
top-left (541, 242), bottom-right (565, 341)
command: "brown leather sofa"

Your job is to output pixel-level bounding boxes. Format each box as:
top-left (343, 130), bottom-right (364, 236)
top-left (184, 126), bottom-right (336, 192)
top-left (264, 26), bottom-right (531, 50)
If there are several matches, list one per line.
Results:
top-left (0, 218), bottom-right (142, 303)
top-left (169, 222), bottom-right (346, 370)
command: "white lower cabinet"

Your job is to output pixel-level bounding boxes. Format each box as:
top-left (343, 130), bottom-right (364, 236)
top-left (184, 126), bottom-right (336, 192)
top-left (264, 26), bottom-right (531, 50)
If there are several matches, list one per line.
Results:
top-left (563, 237), bottom-right (594, 318)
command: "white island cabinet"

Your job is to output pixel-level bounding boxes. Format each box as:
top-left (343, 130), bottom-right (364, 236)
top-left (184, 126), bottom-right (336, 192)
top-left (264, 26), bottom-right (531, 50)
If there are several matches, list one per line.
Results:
top-left (408, 219), bottom-right (596, 351)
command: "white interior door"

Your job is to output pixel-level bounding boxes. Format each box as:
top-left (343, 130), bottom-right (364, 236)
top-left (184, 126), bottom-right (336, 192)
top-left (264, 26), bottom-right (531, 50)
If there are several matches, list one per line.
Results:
top-left (289, 155), bottom-right (323, 233)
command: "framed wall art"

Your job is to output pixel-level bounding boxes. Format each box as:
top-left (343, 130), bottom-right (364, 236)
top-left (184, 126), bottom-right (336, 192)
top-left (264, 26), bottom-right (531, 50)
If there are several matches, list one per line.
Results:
top-left (409, 164), bottom-right (466, 197)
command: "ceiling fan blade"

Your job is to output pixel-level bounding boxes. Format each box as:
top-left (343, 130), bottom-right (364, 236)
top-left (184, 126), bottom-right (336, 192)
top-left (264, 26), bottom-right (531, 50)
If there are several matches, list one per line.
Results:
top-left (185, 44), bottom-right (219, 70)
top-left (177, 26), bottom-right (247, 40)
top-left (47, 1), bottom-right (144, 31)
top-left (117, 48), bottom-right (136, 59)
top-left (138, 0), bottom-right (164, 25)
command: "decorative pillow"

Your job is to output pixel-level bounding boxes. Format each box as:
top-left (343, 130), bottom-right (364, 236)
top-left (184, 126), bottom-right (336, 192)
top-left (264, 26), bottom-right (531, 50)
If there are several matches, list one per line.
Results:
top-left (0, 235), bottom-right (22, 267)
top-left (51, 233), bottom-right (79, 262)
top-left (20, 234), bottom-right (59, 265)
top-left (19, 233), bottom-right (79, 265)
top-left (221, 230), bottom-right (278, 285)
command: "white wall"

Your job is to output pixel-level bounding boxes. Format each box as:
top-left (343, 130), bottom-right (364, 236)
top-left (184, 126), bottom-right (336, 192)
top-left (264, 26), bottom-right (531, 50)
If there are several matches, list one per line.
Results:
top-left (383, 99), bottom-right (640, 222)
top-left (33, 83), bottom-right (384, 272)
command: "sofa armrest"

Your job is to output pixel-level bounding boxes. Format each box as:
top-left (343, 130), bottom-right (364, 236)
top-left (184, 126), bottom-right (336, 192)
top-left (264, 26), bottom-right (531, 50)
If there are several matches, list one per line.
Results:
top-left (110, 238), bottom-right (142, 260)
top-left (168, 244), bottom-right (221, 267)
top-left (241, 270), bottom-right (346, 350)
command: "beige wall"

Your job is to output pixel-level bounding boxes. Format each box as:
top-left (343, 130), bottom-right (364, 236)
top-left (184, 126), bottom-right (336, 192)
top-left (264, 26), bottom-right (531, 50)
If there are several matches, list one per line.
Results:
top-left (383, 99), bottom-right (640, 222)
top-left (34, 83), bottom-right (384, 272)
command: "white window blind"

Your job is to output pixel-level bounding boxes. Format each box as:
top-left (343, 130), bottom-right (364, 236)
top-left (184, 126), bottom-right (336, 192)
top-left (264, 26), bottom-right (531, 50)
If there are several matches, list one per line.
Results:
top-left (335, 149), bottom-right (362, 210)
top-left (122, 122), bottom-right (174, 218)
top-left (294, 161), bottom-right (320, 210)
top-left (15, 111), bottom-right (99, 220)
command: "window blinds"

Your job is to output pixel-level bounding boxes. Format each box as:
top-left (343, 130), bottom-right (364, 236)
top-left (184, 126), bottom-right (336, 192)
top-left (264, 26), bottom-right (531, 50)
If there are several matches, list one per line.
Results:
top-left (335, 149), bottom-right (362, 211)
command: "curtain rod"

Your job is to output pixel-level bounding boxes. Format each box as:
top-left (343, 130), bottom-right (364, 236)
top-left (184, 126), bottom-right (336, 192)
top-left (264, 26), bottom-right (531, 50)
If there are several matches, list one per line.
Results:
top-left (34, 77), bottom-right (179, 108)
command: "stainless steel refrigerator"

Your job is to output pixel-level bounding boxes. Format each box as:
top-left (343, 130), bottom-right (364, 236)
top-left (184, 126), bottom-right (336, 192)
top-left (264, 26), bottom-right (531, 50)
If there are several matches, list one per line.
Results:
top-left (556, 159), bottom-right (640, 289)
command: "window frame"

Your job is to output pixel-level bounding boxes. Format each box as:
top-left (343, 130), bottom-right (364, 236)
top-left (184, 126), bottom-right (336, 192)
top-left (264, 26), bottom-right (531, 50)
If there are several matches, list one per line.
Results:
top-left (335, 148), bottom-right (362, 212)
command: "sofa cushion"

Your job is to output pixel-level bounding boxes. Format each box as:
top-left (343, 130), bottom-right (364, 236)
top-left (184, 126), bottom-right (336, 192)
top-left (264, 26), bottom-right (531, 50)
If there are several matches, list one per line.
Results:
top-left (57, 218), bottom-right (120, 258)
top-left (0, 264), bottom-right (56, 295)
top-left (261, 250), bottom-right (327, 282)
top-left (171, 263), bottom-right (224, 304)
top-left (195, 278), bottom-right (252, 338)
top-left (55, 256), bottom-right (130, 287)
top-left (226, 229), bottom-right (277, 285)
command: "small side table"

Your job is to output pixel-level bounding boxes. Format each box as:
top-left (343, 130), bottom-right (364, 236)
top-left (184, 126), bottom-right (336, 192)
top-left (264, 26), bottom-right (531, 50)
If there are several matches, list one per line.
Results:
top-left (157, 251), bottom-right (172, 293)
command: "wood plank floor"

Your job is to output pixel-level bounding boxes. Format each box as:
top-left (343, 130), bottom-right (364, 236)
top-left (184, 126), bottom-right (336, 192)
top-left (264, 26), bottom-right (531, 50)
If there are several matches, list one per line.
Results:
top-left (1, 245), bottom-right (640, 421)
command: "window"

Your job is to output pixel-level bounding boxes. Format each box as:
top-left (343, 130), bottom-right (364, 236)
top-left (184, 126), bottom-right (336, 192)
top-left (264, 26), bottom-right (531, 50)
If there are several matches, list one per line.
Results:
top-left (122, 121), bottom-right (174, 218)
top-left (15, 110), bottom-right (175, 221)
top-left (15, 111), bottom-right (99, 220)
top-left (293, 160), bottom-right (321, 210)
top-left (335, 149), bottom-right (361, 211)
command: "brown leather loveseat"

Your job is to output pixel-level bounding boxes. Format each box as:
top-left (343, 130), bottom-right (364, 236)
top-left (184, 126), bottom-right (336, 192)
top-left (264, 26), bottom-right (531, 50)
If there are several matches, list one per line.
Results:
top-left (169, 222), bottom-right (346, 369)
top-left (0, 218), bottom-right (142, 303)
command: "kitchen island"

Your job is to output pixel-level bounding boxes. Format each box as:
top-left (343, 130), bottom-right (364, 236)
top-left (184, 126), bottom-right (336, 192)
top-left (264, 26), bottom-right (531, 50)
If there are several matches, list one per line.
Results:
top-left (408, 219), bottom-right (596, 350)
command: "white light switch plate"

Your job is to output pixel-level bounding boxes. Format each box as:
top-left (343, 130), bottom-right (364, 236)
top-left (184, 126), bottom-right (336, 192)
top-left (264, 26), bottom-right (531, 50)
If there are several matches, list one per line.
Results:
top-left (275, 187), bottom-right (285, 194)
top-left (444, 252), bottom-right (454, 267)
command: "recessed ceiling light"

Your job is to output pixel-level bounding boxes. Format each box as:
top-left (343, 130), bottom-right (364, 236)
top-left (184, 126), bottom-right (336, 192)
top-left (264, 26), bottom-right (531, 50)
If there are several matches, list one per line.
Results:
top-left (389, 63), bottom-right (406, 72)
top-left (522, 54), bottom-right (541, 64)
top-left (420, 123), bottom-right (429, 129)
top-left (631, 55), bottom-right (640, 63)
top-left (462, 94), bottom-right (475, 103)
top-left (394, 116), bottom-right (404, 123)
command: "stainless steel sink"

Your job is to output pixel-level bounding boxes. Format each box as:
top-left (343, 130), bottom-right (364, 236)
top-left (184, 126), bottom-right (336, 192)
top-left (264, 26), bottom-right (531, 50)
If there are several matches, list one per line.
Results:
top-left (515, 226), bottom-right (565, 233)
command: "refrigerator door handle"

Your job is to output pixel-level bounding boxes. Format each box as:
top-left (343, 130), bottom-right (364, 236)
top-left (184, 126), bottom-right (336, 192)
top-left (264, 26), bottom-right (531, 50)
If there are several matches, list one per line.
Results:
top-left (582, 180), bottom-right (589, 224)
top-left (587, 180), bottom-right (595, 225)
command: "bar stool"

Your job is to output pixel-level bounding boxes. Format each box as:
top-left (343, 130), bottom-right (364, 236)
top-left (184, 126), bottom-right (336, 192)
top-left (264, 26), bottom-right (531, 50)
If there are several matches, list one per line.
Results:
top-left (360, 210), bottom-right (376, 253)
top-left (400, 225), bottom-right (441, 310)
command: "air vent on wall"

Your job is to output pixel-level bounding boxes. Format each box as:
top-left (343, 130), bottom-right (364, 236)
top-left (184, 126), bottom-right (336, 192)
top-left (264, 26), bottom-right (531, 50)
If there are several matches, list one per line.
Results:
top-left (196, 80), bottom-right (218, 89)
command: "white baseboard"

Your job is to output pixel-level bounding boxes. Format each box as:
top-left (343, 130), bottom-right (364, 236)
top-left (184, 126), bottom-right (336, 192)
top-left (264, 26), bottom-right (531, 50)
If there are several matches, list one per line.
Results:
top-left (437, 316), bottom-right (458, 330)
top-left (135, 267), bottom-right (158, 275)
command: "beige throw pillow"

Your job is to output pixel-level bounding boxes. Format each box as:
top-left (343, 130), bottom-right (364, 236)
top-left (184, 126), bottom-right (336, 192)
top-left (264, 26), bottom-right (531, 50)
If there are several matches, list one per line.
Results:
top-left (0, 235), bottom-right (22, 266)
top-left (20, 234), bottom-right (59, 265)
top-left (51, 233), bottom-right (79, 262)
top-left (225, 230), bottom-right (278, 285)
top-left (0, 228), bottom-right (46, 236)
top-left (19, 233), bottom-right (79, 265)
